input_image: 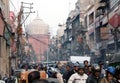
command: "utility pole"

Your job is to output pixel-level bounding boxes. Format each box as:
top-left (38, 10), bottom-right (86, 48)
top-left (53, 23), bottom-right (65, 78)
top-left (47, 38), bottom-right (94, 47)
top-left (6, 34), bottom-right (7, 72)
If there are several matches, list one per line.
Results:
top-left (17, 2), bottom-right (34, 66)
top-left (21, 2), bottom-right (35, 25)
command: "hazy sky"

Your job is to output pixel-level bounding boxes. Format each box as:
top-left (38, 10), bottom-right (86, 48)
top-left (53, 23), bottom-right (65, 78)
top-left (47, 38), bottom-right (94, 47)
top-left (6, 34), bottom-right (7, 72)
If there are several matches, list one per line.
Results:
top-left (10, 0), bottom-right (77, 36)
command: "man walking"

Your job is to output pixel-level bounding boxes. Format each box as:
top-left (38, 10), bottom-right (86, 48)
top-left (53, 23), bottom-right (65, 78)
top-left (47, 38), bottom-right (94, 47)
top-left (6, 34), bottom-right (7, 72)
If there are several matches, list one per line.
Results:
top-left (68, 64), bottom-right (88, 83)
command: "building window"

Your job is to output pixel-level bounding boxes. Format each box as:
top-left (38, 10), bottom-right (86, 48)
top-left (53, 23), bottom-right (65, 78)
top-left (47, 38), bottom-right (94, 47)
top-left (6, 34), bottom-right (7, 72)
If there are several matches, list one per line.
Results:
top-left (95, 9), bottom-right (105, 18)
top-left (89, 12), bottom-right (94, 25)
top-left (95, 27), bottom-right (101, 42)
top-left (100, 27), bottom-right (109, 40)
top-left (84, 16), bottom-right (87, 28)
top-left (89, 33), bottom-right (94, 41)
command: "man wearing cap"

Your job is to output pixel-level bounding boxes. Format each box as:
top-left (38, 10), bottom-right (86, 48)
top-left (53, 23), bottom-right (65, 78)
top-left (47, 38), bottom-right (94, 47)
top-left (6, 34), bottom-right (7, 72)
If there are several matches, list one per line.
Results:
top-left (84, 60), bottom-right (90, 75)
top-left (73, 62), bottom-right (80, 73)
top-left (86, 64), bottom-right (103, 83)
top-left (68, 65), bottom-right (88, 83)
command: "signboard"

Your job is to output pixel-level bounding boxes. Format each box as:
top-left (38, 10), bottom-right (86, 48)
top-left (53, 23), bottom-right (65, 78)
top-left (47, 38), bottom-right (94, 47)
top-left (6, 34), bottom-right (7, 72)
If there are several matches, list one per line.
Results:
top-left (70, 56), bottom-right (91, 64)
top-left (109, 13), bottom-right (120, 28)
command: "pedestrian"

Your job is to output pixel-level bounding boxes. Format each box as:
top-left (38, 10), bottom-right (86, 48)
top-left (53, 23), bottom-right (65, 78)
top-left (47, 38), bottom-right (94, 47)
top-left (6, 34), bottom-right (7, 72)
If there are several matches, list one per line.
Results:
top-left (47, 67), bottom-right (63, 83)
top-left (2, 74), bottom-right (8, 83)
top-left (28, 71), bottom-right (40, 83)
top-left (98, 61), bottom-right (106, 77)
top-left (47, 71), bottom-right (60, 83)
top-left (115, 65), bottom-right (120, 83)
top-left (88, 64), bottom-right (92, 75)
top-left (100, 66), bottom-right (117, 83)
top-left (84, 60), bottom-right (90, 75)
top-left (56, 72), bottom-right (64, 83)
top-left (86, 64), bottom-right (103, 83)
top-left (73, 62), bottom-right (80, 73)
top-left (68, 64), bottom-right (88, 83)
top-left (63, 63), bottom-right (74, 83)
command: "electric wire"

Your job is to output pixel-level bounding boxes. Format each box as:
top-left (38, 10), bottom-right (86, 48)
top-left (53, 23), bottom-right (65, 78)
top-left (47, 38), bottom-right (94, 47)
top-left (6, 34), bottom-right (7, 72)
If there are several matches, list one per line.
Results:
top-left (10, 0), bottom-right (17, 12)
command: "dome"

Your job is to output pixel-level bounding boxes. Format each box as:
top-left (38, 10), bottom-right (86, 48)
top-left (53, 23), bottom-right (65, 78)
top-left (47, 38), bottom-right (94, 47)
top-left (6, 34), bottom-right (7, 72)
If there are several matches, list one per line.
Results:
top-left (27, 16), bottom-right (49, 35)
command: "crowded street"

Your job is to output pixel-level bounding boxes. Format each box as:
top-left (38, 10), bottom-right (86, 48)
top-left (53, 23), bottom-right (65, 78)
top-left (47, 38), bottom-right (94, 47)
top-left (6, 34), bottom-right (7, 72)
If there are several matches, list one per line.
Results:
top-left (0, 0), bottom-right (120, 83)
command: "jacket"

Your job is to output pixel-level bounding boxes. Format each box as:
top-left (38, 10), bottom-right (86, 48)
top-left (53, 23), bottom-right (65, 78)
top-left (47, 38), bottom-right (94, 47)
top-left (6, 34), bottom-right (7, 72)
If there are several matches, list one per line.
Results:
top-left (86, 74), bottom-right (103, 83)
top-left (100, 78), bottom-right (117, 83)
top-left (68, 73), bottom-right (88, 83)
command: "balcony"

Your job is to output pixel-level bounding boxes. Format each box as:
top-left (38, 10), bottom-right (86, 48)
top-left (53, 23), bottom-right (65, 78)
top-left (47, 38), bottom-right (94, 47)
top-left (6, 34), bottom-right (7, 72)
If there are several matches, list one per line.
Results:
top-left (95, 2), bottom-right (106, 10)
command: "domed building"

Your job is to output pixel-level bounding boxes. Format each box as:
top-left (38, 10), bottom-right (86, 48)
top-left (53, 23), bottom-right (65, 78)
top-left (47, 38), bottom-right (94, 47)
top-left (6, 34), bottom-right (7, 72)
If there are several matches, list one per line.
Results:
top-left (27, 16), bottom-right (49, 35)
top-left (26, 15), bottom-right (50, 62)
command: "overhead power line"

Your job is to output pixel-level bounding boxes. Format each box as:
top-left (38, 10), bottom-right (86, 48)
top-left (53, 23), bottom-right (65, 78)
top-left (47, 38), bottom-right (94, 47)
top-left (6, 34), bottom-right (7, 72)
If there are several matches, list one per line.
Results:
top-left (10, 0), bottom-right (17, 12)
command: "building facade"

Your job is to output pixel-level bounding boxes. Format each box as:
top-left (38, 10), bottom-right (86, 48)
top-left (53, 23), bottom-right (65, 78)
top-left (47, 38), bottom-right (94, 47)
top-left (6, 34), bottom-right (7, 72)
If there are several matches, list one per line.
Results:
top-left (26, 15), bottom-right (50, 63)
top-left (82, 0), bottom-right (120, 64)
top-left (55, 0), bottom-right (120, 65)
top-left (0, 0), bottom-right (14, 77)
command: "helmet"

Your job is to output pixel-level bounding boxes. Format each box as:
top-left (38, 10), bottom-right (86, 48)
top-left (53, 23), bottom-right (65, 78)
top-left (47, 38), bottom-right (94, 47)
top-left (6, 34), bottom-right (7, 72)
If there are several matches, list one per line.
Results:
top-left (106, 66), bottom-right (115, 75)
top-left (92, 64), bottom-right (101, 72)
top-left (79, 64), bottom-right (84, 70)
top-left (74, 62), bottom-right (79, 67)
top-left (98, 61), bottom-right (104, 65)
top-left (67, 62), bottom-right (73, 67)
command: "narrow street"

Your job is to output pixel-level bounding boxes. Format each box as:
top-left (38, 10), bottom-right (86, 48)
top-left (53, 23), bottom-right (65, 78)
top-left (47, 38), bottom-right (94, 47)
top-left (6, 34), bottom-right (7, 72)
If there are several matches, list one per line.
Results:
top-left (0, 0), bottom-right (120, 83)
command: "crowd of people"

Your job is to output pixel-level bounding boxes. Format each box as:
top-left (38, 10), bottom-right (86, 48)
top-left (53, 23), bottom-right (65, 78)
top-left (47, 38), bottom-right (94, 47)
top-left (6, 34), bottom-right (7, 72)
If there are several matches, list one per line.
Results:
top-left (62, 61), bottom-right (120, 83)
top-left (19, 61), bottom-right (120, 83)
top-left (0, 60), bottom-right (120, 83)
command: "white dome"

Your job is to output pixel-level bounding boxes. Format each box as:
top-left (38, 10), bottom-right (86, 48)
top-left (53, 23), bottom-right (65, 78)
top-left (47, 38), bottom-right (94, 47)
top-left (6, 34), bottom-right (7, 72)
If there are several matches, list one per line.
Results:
top-left (27, 16), bottom-right (49, 35)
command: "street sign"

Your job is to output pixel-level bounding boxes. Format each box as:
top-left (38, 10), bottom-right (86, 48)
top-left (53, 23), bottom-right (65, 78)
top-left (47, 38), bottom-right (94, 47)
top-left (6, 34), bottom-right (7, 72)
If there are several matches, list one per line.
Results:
top-left (109, 13), bottom-right (120, 28)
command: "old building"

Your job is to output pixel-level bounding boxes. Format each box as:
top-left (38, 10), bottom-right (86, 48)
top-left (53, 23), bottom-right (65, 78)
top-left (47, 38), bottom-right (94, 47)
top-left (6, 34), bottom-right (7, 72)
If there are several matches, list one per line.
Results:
top-left (0, 0), bottom-right (13, 77)
top-left (54, 0), bottom-right (91, 61)
top-left (85, 0), bottom-right (120, 65)
top-left (55, 0), bottom-right (120, 66)
top-left (94, 0), bottom-right (120, 65)
top-left (26, 15), bottom-right (50, 63)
